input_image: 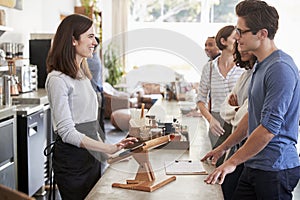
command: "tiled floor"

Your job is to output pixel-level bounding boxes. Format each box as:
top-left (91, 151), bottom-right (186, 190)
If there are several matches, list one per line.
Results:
top-left (35, 121), bottom-right (300, 199)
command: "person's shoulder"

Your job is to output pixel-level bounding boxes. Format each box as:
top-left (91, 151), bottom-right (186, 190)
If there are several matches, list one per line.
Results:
top-left (210, 56), bottom-right (220, 68)
top-left (270, 50), bottom-right (298, 73)
top-left (49, 70), bottom-right (72, 77)
top-left (272, 50), bottom-right (294, 64)
top-left (46, 70), bottom-right (75, 92)
top-left (47, 70), bottom-right (74, 84)
top-left (231, 64), bottom-right (245, 75)
top-left (203, 58), bottom-right (217, 69)
top-left (201, 61), bottom-right (210, 71)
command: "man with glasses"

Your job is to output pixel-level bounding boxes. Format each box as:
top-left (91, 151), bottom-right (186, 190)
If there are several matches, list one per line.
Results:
top-left (234, 27), bottom-right (255, 37)
top-left (202, 1), bottom-right (300, 199)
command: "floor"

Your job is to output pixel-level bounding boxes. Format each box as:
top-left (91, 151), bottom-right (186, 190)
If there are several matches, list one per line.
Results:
top-left (34, 120), bottom-right (300, 200)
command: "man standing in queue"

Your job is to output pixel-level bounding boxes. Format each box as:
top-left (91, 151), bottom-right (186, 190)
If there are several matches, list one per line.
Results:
top-left (202, 1), bottom-right (300, 199)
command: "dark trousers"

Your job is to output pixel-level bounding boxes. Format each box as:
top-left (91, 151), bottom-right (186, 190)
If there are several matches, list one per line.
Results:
top-left (232, 166), bottom-right (300, 200)
top-left (222, 163), bottom-right (244, 200)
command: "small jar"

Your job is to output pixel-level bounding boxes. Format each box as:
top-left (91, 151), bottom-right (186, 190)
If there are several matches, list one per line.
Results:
top-left (150, 128), bottom-right (162, 139)
top-left (140, 127), bottom-right (150, 141)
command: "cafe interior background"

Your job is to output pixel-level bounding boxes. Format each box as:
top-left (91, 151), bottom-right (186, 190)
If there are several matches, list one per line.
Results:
top-left (0, 0), bottom-right (300, 198)
top-left (0, 0), bottom-right (299, 84)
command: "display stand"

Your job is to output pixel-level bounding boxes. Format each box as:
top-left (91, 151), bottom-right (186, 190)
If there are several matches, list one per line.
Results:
top-left (108, 135), bottom-right (176, 192)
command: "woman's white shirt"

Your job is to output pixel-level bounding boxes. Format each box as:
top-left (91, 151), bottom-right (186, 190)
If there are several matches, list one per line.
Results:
top-left (46, 70), bottom-right (98, 147)
top-left (220, 68), bottom-right (254, 129)
top-left (196, 57), bottom-right (245, 113)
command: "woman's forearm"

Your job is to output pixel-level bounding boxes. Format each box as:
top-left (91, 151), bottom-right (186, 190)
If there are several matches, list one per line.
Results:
top-left (198, 101), bottom-right (212, 122)
top-left (80, 135), bottom-right (118, 154)
top-left (219, 113), bottom-right (249, 151)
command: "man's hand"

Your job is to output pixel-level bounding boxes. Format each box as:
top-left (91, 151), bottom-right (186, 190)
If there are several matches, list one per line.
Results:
top-left (204, 161), bottom-right (236, 185)
top-left (201, 146), bottom-right (226, 165)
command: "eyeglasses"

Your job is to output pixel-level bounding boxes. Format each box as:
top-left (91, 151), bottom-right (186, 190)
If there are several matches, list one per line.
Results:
top-left (235, 27), bottom-right (253, 37)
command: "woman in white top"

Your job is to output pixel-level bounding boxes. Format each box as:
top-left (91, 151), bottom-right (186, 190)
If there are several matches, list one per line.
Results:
top-left (45, 14), bottom-right (137, 200)
top-left (220, 42), bottom-right (256, 133)
top-left (196, 25), bottom-right (244, 148)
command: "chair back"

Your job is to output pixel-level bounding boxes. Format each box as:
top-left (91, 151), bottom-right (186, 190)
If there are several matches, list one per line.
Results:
top-left (0, 184), bottom-right (36, 200)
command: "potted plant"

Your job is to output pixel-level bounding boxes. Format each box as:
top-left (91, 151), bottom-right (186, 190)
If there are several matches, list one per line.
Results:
top-left (103, 44), bottom-right (123, 86)
top-left (75, 0), bottom-right (97, 19)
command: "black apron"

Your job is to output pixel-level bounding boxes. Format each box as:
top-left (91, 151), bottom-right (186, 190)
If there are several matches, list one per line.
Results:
top-left (53, 121), bottom-right (101, 200)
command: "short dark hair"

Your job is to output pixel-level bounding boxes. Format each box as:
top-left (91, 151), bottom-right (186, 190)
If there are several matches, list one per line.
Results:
top-left (235, 0), bottom-right (279, 40)
top-left (215, 25), bottom-right (235, 50)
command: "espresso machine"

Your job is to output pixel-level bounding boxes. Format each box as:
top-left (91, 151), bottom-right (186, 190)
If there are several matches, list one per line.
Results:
top-left (6, 59), bottom-right (19, 96)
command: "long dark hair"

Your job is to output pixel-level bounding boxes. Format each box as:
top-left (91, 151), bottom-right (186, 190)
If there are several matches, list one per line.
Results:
top-left (233, 41), bottom-right (256, 70)
top-left (46, 14), bottom-right (93, 79)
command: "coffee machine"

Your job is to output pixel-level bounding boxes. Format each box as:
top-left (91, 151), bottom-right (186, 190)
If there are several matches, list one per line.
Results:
top-left (14, 59), bottom-right (37, 93)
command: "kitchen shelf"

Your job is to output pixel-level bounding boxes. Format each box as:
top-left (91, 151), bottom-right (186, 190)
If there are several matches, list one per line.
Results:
top-left (0, 65), bottom-right (8, 71)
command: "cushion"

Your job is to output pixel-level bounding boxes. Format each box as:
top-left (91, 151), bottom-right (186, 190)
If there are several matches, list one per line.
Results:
top-left (110, 109), bottom-right (131, 131)
top-left (142, 83), bottom-right (161, 94)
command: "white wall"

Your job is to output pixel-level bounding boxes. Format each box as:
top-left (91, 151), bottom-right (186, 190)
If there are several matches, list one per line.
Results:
top-left (126, 22), bottom-right (229, 82)
top-left (0, 0), bottom-right (298, 72)
top-left (0, 0), bottom-right (75, 58)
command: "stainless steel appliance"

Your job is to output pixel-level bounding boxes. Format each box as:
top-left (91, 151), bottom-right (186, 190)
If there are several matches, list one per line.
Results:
top-left (3, 75), bottom-right (11, 105)
top-left (0, 107), bottom-right (17, 190)
top-left (16, 65), bottom-right (32, 93)
top-left (16, 104), bottom-right (46, 196)
top-left (42, 104), bottom-right (54, 185)
top-left (12, 90), bottom-right (54, 187)
top-left (15, 59), bottom-right (37, 93)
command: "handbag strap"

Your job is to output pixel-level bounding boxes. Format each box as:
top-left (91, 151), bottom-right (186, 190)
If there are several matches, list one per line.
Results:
top-left (209, 61), bottom-right (213, 90)
top-left (208, 61), bottom-right (213, 112)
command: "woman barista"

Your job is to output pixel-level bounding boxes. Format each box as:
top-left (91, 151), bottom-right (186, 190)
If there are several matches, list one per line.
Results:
top-left (45, 14), bottom-right (137, 200)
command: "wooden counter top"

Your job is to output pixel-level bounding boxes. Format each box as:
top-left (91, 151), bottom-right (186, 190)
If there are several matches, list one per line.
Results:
top-left (0, 105), bottom-right (16, 120)
top-left (85, 100), bottom-right (224, 200)
top-left (12, 89), bottom-right (48, 105)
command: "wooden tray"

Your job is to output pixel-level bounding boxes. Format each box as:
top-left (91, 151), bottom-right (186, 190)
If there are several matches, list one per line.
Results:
top-left (158, 132), bottom-right (189, 150)
top-left (126, 131), bottom-right (190, 150)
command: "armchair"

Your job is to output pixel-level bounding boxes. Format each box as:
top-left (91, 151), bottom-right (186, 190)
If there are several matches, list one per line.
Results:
top-left (103, 82), bottom-right (130, 119)
top-left (137, 82), bottom-right (164, 109)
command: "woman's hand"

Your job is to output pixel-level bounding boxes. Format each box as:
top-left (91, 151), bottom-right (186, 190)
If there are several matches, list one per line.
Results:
top-left (115, 137), bottom-right (139, 151)
top-left (228, 94), bottom-right (238, 106)
top-left (209, 117), bottom-right (224, 137)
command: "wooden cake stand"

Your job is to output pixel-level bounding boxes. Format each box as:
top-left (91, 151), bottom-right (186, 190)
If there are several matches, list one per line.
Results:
top-left (108, 135), bottom-right (176, 192)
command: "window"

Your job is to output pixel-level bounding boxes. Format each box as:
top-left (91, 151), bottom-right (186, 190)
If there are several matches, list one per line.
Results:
top-left (125, 0), bottom-right (300, 83)
top-left (129, 0), bottom-right (238, 23)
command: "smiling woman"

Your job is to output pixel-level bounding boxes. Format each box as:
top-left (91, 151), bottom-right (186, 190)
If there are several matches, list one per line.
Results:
top-left (45, 14), bottom-right (138, 200)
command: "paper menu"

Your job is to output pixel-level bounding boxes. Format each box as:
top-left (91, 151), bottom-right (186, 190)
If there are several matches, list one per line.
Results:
top-left (164, 160), bottom-right (208, 175)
